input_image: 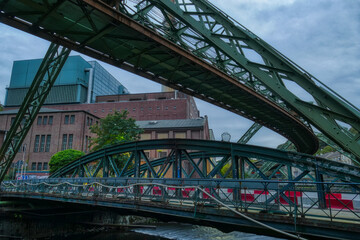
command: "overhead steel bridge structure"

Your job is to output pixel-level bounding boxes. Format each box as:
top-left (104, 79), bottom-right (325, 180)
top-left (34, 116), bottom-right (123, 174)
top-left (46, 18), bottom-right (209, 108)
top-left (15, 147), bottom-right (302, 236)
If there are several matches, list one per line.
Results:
top-left (0, 0), bottom-right (359, 164)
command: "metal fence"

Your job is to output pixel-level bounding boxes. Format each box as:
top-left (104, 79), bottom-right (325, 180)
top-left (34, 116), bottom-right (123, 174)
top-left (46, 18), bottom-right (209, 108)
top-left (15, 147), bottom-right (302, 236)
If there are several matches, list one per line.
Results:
top-left (2, 178), bottom-right (360, 224)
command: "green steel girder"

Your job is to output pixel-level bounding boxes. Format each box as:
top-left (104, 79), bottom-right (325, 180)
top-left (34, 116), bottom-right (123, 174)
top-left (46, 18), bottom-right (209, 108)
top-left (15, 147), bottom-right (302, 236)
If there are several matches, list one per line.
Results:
top-left (132, 0), bottom-right (360, 159)
top-left (0, 0), bottom-right (318, 155)
top-left (238, 123), bottom-right (262, 144)
top-left (0, 43), bottom-right (70, 182)
top-left (50, 139), bottom-right (360, 184)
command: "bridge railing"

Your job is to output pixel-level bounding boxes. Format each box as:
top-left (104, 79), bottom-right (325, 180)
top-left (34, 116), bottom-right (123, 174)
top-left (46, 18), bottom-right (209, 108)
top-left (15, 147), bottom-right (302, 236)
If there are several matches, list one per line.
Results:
top-left (1, 178), bottom-right (360, 224)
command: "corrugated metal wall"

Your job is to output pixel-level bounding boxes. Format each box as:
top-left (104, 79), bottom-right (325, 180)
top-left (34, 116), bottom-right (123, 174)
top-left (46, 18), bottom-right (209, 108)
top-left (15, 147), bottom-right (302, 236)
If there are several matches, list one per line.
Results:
top-left (5, 85), bottom-right (87, 106)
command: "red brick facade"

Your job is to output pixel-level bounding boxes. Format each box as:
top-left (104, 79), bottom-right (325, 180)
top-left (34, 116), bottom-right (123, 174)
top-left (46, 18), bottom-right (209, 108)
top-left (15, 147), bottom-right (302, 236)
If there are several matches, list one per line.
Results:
top-left (0, 92), bottom-right (209, 179)
top-left (0, 109), bottom-right (98, 176)
top-left (47, 91), bottom-right (200, 120)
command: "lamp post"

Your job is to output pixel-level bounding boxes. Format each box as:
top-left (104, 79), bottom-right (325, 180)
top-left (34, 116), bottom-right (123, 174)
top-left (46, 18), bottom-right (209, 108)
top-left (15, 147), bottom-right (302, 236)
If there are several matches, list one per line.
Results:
top-left (20, 144), bottom-right (26, 179)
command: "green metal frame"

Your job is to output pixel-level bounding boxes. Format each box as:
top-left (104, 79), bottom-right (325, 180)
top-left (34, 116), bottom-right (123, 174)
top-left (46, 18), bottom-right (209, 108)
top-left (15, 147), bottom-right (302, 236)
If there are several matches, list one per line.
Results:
top-left (0, 0), bottom-right (318, 154)
top-left (0, 0), bottom-right (359, 162)
top-left (50, 139), bottom-right (360, 184)
top-left (0, 43), bottom-right (70, 182)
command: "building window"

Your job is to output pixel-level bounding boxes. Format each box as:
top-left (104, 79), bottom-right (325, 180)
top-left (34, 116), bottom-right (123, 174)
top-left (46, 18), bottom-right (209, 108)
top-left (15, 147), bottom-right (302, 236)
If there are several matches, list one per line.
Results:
top-left (64, 115), bottom-right (69, 124)
top-left (31, 162), bottom-right (36, 170)
top-left (140, 133), bottom-right (151, 140)
top-left (157, 133), bottom-right (168, 139)
top-left (43, 116), bottom-right (48, 125)
top-left (175, 132), bottom-right (186, 139)
top-left (165, 106), bottom-right (168, 110)
top-left (34, 135), bottom-right (40, 152)
top-left (37, 162), bottom-right (42, 171)
top-left (48, 116), bottom-right (53, 125)
top-left (68, 134), bottom-right (73, 149)
top-left (45, 135), bottom-right (51, 152)
top-left (43, 162), bottom-right (48, 170)
top-left (90, 118), bottom-right (93, 126)
top-left (37, 116), bottom-right (42, 125)
top-left (158, 151), bottom-right (167, 158)
top-left (62, 134), bottom-right (67, 150)
top-left (39, 135), bottom-right (45, 152)
top-left (157, 106), bottom-right (160, 110)
top-left (70, 115), bottom-right (75, 124)
top-left (173, 106), bottom-right (177, 109)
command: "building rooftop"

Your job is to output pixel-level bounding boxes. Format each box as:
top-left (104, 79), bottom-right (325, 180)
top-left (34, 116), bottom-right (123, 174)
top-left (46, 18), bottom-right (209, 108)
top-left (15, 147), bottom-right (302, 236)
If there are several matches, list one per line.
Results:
top-left (136, 118), bottom-right (205, 129)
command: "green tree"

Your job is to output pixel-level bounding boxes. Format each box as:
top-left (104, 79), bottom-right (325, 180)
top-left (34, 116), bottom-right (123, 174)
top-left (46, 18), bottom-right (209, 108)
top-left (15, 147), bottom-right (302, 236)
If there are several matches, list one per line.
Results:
top-left (90, 110), bottom-right (143, 151)
top-left (89, 111), bottom-right (143, 173)
top-left (316, 145), bottom-right (335, 155)
top-left (49, 149), bottom-right (85, 173)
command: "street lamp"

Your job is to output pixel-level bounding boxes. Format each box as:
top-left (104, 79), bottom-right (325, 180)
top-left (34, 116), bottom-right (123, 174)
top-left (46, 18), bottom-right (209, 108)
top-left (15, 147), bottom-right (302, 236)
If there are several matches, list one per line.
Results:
top-left (221, 132), bottom-right (231, 142)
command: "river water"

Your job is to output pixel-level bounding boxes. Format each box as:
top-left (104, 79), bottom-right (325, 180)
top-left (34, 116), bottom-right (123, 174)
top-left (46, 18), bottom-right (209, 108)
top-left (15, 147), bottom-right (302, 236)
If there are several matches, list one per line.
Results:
top-left (81, 223), bottom-right (282, 240)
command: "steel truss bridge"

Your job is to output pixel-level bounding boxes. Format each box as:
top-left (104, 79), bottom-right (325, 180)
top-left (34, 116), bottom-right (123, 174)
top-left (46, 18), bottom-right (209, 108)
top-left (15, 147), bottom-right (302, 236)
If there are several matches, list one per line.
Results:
top-left (0, 0), bottom-right (360, 238)
top-left (2, 139), bottom-right (360, 239)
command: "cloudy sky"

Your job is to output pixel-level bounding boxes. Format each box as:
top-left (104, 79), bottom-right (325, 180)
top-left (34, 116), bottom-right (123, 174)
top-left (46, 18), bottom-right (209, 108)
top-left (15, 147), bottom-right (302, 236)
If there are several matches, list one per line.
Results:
top-left (0, 0), bottom-right (359, 148)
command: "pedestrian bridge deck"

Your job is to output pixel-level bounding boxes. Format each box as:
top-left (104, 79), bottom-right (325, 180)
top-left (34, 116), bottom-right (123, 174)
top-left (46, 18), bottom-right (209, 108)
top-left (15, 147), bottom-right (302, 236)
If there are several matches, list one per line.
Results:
top-left (1, 178), bottom-right (359, 240)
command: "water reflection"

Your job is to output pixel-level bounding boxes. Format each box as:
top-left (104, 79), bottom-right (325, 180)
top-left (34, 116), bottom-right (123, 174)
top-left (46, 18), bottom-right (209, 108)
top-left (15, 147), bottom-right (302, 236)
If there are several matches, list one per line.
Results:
top-left (134, 223), bottom-right (282, 240)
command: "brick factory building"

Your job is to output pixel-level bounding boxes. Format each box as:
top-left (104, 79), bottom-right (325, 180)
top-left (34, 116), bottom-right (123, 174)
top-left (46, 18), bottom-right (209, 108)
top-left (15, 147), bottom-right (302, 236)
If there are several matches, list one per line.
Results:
top-left (1, 57), bottom-right (211, 179)
top-left (47, 91), bottom-right (200, 120)
top-left (0, 104), bottom-right (209, 179)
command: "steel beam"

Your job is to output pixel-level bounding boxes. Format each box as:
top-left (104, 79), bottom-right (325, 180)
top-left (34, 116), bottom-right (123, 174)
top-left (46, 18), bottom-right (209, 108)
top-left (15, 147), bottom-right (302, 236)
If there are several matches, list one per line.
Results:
top-left (0, 43), bottom-right (70, 183)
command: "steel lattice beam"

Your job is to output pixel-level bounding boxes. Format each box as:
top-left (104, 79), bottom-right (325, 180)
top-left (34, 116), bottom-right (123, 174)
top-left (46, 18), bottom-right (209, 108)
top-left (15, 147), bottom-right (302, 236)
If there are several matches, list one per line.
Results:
top-left (50, 139), bottom-right (360, 184)
top-left (0, 0), bottom-right (318, 155)
top-left (139, 0), bottom-right (360, 159)
top-left (0, 43), bottom-right (70, 182)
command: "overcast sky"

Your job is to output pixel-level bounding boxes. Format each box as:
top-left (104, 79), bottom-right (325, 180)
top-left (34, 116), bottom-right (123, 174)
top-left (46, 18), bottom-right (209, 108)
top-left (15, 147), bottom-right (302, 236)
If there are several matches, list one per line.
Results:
top-left (0, 0), bottom-right (359, 148)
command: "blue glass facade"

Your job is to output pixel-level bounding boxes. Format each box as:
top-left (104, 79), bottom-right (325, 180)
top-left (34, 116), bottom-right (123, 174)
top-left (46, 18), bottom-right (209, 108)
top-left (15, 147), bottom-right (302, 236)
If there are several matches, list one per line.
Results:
top-left (5, 56), bottom-right (128, 106)
top-left (88, 61), bottom-right (129, 103)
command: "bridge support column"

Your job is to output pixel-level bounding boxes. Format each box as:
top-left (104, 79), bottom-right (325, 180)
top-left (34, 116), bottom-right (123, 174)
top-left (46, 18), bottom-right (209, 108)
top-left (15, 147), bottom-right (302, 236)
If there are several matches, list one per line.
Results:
top-left (173, 149), bottom-right (182, 178)
top-left (103, 157), bottom-right (109, 178)
top-left (315, 167), bottom-right (326, 209)
top-left (0, 43), bottom-right (70, 183)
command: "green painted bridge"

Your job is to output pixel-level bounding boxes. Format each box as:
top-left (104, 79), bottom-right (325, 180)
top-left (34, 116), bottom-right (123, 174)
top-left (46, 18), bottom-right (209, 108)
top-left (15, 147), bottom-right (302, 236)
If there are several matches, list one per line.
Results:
top-left (2, 139), bottom-right (360, 239)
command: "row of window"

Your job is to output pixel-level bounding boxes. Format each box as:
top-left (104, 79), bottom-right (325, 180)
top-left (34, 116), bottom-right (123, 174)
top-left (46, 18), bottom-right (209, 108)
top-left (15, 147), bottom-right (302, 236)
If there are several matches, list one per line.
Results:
top-left (64, 115), bottom-right (75, 124)
top-left (31, 162), bottom-right (48, 171)
top-left (37, 116), bottom-right (53, 125)
top-left (85, 135), bottom-right (91, 152)
top-left (34, 135), bottom-right (51, 152)
top-left (140, 132), bottom-right (186, 140)
top-left (32, 134), bottom-right (76, 152)
top-left (91, 106), bottom-right (177, 113)
top-left (86, 117), bottom-right (94, 126)
top-left (62, 134), bottom-right (73, 150)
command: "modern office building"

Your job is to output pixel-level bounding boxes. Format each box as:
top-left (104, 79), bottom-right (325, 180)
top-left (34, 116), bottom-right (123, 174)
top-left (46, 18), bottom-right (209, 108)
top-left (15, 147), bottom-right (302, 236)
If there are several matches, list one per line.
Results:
top-left (4, 56), bottom-right (129, 106)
